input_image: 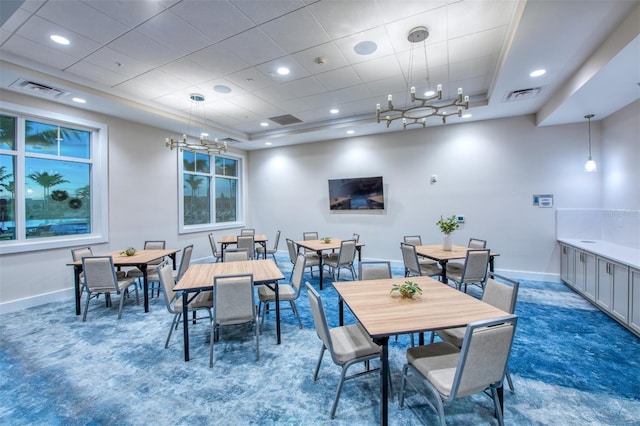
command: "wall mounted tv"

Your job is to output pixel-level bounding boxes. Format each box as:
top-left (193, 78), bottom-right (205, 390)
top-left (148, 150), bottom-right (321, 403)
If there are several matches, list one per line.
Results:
top-left (328, 176), bottom-right (384, 211)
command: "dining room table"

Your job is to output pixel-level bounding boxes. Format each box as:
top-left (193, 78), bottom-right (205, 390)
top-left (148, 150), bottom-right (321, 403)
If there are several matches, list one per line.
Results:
top-left (218, 233), bottom-right (268, 259)
top-left (414, 244), bottom-right (500, 283)
top-left (333, 275), bottom-right (510, 426)
top-left (294, 237), bottom-right (364, 289)
top-left (67, 248), bottom-right (179, 315)
top-left (173, 259), bottom-right (285, 362)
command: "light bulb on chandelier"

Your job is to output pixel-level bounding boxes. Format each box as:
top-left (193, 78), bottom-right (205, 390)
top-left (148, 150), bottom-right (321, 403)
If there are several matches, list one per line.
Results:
top-left (584, 114), bottom-right (597, 172)
top-left (376, 26), bottom-right (470, 129)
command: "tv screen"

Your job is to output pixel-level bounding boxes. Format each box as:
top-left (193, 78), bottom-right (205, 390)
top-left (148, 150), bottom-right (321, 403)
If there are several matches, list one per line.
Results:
top-left (328, 176), bottom-right (384, 211)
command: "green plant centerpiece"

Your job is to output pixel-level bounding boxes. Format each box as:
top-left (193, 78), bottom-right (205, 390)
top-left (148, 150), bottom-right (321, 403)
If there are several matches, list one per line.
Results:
top-left (121, 247), bottom-right (136, 256)
top-left (322, 237), bottom-right (332, 243)
top-left (437, 215), bottom-right (459, 251)
top-left (390, 280), bottom-right (422, 299)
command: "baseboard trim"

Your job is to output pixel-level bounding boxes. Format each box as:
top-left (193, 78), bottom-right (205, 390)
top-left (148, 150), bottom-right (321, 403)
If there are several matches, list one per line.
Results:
top-left (0, 287), bottom-right (75, 315)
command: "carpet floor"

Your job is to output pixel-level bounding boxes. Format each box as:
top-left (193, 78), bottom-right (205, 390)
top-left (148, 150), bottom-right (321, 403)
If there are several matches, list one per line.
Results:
top-left (1, 253), bottom-right (639, 425)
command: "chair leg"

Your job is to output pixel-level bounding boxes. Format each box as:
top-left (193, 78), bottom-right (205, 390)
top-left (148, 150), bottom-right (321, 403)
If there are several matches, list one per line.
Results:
top-left (209, 324), bottom-right (217, 368)
top-left (82, 291), bottom-right (92, 322)
top-left (505, 368), bottom-right (515, 393)
top-left (330, 365), bottom-right (350, 419)
top-left (117, 291), bottom-right (126, 319)
top-left (254, 318), bottom-right (260, 360)
top-left (290, 301), bottom-right (303, 329)
top-left (259, 301), bottom-right (267, 334)
top-left (165, 313), bottom-right (179, 348)
top-left (491, 386), bottom-right (504, 426)
top-left (399, 364), bottom-right (409, 408)
top-left (313, 346), bottom-right (326, 381)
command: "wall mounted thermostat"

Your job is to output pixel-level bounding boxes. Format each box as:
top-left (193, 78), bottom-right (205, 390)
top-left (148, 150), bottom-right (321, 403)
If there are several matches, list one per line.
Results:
top-left (456, 215), bottom-right (465, 223)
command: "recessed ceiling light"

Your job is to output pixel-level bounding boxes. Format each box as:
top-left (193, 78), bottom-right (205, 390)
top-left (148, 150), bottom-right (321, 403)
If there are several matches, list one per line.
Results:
top-left (346, 130), bottom-right (355, 135)
top-left (530, 69), bottom-right (546, 77)
top-left (353, 40), bottom-right (377, 56)
top-left (50, 35), bottom-right (69, 45)
top-left (424, 90), bottom-right (435, 96)
top-left (277, 67), bottom-right (290, 75)
top-left (260, 122), bottom-right (269, 127)
top-left (213, 85), bottom-right (231, 94)
top-left (72, 97), bottom-right (86, 104)
top-left (462, 113), bottom-right (472, 119)
top-left (201, 132), bottom-right (209, 137)
top-left (265, 142), bottom-right (272, 146)
top-left (330, 109), bottom-right (339, 114)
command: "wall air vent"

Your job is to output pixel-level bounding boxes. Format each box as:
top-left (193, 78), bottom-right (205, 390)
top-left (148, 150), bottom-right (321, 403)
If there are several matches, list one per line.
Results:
top-left (268, 114), bottom-right (303, 126)
top-left (504, 87), bottom-right (542, 102)
top-left (9, 79), bottom-right (70, 99)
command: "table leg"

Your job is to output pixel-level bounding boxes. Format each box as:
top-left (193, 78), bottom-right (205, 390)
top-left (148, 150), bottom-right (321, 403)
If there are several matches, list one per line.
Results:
top-left (339, 297), bottom-right (344, 326)
top-left (170, 253), bottom-right (177, 270)
top-left (439, 260), bottom-right (448, 283)
top-left (275, 282), bottom-right (281, 344)
top-left (357, 246), bottom-right (362, 262)
top-left (74, 265), bottom-right (82, 315)
top-left (374, 336), bottom-right (390, 426)
top-left (489, 255), bottom-right (495, 273)
top-left (182, 291), bottom-right (190, 361)
top-left (317, 250), bottom-right (324, 290)
top-left (139, 264), bottom-right (149, 313)
top-left (221, 243), bottom-right (228, 261)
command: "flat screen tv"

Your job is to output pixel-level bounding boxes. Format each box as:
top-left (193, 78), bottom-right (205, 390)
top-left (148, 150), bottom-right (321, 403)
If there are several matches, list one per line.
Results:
top-left (328, 176), bottom-right (384, 211)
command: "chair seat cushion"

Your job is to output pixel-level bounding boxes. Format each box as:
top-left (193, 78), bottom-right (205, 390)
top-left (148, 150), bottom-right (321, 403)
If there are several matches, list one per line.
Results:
top-left (436, 327), bottom-right (466, 347)
top-left (175, 291), bottom-right (213, 310)
top-left (330, 323), bottom-right (380, 364)
top-left (407, 342), bottom-right (460, 397)
top-left (419, 263), bottom-right (441, 276)
top-left (257, 284), bottom-right (295, 301)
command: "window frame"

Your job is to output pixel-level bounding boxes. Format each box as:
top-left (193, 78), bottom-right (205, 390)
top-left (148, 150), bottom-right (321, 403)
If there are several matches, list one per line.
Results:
top-left (177, 149), bottom-right (246, 234)
top-left (0, 102), bottom-right (108, 254)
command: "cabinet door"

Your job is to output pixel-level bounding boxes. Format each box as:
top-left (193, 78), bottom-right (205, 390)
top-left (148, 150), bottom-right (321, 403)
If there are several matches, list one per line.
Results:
top-left (597, 258), bottom-right (612, 310)
top-left (610, 262), bottom-right (629, 323)
top-left (561, 245), bottom-right (575, 286)
top-left (630, 269), bottom-right (640, 335)
top-left (583, 251), bottom-right (597, 301)
top-left (574, 250), bottom-right (587, 292)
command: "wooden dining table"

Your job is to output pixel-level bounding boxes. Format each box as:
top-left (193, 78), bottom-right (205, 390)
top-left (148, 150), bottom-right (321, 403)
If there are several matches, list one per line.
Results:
top-left (67, 248), bottom-right (179, 315)
top-left (415, 244), bottom-right (500, 283)
top-left (218, 234), bottom-right (268, 259)
top-left (294, 238), bottom-right (364, 289)
top-left (334, 276), bottom-right (509, 426)
top-left (173, 259), bottom-right (285, 362)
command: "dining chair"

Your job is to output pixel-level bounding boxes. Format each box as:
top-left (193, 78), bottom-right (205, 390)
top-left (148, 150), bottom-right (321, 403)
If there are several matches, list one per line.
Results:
top-left (81, 256), bottom-right (139, 321)
top-left (210, 273), bottom-right (259, 368)
top-left (358, 260), bottom-right (392, 281)
top-left (352, 233), bottom-right (360, 243)
top-left (146, 244), bottom-right (193, 297)
top-left (71, 246), bottom-right (93, 286)
top-left (400, 242), bottom-right (441, 278)
top-left (258, 253), bottom-right (305, 332)
top-left (256, 229), bottom-right (280, 264)
top-left (208, 233), bottom-right (223, 263)
top-left (399, 315), bottom-right (519, 426)
top-left (403, 235), bottom-right (422, 246)
top-left (223, 248), bottom-right (249, 262)
top-left (127, 240), bottom-right (166, 296)
top-left (447, 248), bottom-right (490, 292)
top-left (236, 234), bottom-right (255, 259)
top-left (158, 260), bottom-right (212, 349)
top-left (240, 228), bottom-right (255, 236)
top-left (432, 273), bottom-right (520, 392)
top-left (447, 238), bottom-right (488, 274)
top-left (306, 283), bottom-right (389, 419)
top-left (287, 237), bottom-right (319, 279)
top-left (324, 239), bottom-right (357, 280)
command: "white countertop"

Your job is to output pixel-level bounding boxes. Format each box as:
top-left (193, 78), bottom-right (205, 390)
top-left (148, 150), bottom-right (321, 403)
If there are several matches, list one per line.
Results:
top-left (558, 239), bottom-right (640, 269)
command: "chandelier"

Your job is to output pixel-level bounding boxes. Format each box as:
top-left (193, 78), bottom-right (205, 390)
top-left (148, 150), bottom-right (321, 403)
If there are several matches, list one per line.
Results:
top-left (583, 114), bottom-right (597, 172)
top-left (376, 26), bottom-right (470, 129)
top-left (165, 93), bottom-right (227, 154)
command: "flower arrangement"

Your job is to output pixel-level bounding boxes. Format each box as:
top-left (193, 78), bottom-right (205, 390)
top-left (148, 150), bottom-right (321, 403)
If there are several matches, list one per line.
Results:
top-left (390, 280), bottom-right (422, 299)
top-left (437, 215), bottom-right (459, 235)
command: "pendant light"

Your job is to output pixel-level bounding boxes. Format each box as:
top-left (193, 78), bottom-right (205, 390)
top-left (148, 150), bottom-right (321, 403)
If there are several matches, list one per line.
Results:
top-left (584, 114), bottom-right (597, 172)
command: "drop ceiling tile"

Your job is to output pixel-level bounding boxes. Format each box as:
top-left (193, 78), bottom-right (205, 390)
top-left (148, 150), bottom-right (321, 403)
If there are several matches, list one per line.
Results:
top-left (255, 56), bottom-right (310, 82)
top-left (449, 27), bottom-right (507, 64)
top-left (156, 58), bottom-right (220, 85)
top-left (260, 8), bottom-right (330, 54)
top-left (1, 35), bottom-right (78, 69)
top-left (314, 67), bottom-right (363, 91)
top-left (334, 26), bottom-right (395, 65)
top-left (226, 68), bottom-right (276, 92)
top-left (291, 42), bottom-right (350, 74)
top-left (65, 61), bottom-right (129, 87)
top-left (170, 0), bottom-right (255, 42)
top-left (83, 46), bottom-right (150, 79)
top-left (308, 0), bottom-right (386, 39)
top-left (135, 9), bottom-right (212, 53)
top-left (106, 30), bottom-right (181, 67)
top-left (187, 44), bottom-right (250, 77)
top-left (447, 0), bottom-right (516, 40)
top-left (384, 7), bottom-right (448, 53)
top-left (81, 0), bottom-right (167, 28)
top-left (1, 6), bottom-right (31, 32)
top-left (353, 55), bottom-right (404, 83)
top-left (219, 27), bottom-right (287, 66)
top-left (230, 0), bottom-right (306, 25)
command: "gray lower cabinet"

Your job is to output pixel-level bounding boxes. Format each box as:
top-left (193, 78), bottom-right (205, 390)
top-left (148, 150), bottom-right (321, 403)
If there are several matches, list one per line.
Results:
top-left (560, 244), bottom-right (575, 286)
top-left (576, 250), bottom-right (597, 301)
top-left (630, 268), bottom-right (640, 335)
top-left (596, 257), bottom-right (629, 323)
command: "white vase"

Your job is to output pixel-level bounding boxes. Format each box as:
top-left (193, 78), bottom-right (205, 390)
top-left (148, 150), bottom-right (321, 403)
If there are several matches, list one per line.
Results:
top-left (442, 234), bottom-right (453, 251)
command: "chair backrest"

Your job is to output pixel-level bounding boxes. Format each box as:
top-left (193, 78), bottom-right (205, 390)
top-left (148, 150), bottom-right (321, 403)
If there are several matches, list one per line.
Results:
top-left (403, 235), bottom-right (422, 246)
top-left (337, 239), bottom-right (357, 265)
top-left (240, 228), bottom-right (255, 236)
top-left (400, 242), bottom-right (422, 276)
top-left (214, 273), bottom-right (255, 325)
top-left (82, 256), bottom-right (118, 292)
top-left (236, 235), bottom-right (255, 259)
top-left (483, 274), bottom-right (519, 314)
top-left (271, 230), bottom-right (281, 250)
top-left (71, 246), bottom-right (93, 261)
top-left (175, 244), bottom-right (193, 281)
top-left (468, 238), bottom-right (487, 249)
top-left (158, 260), bottom-right (178, 311)
top-left (352, 233), bottom-right (360, 243)
top-left (290, 253), bottom-right (306, 295)
top-left (209, 233), bottom-right (221, 258)
top-left (303, 231), bottom-right (318, 240)
top-left (359, 261), bottom-right (392, 281)
top-left (286, 238), bottom-right (297, 264)
top-left (460, 249), bottom-right (490, 283)
top-left (224, 248), bottom-right (249, 262)
top-left (144, 240), bottom-right (166, 266)
top-left (306, 283), bottom-right (334, 356)
top-left (451, 315), bottom-right (518, 399)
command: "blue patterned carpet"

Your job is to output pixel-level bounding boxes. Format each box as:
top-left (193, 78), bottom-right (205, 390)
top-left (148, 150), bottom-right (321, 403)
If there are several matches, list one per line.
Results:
top-left (1, 252), bottom-right (639, 425)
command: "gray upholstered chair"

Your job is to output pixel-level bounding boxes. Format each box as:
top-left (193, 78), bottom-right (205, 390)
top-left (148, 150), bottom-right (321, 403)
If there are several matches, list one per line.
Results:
top-left (258, 253), bottom-right (305, 332)
top-left (236, 234), bottom-right (255, 259)
top-left (287, 237), bottom-right (319, 279)
top-left (324, 239), bottom-right (357, 280)
top-left (208, 233), bottom-right (223, 263)
top-left (401, 242), bottom-right (441, 278)
top-left (71, 246), bottom-right (93, 285)
top-left (358, 260), bottom-right (392, 281)
top-left (433, 274), bottom-right (520, 392)
top-left (306, 283), bottom-right (388, 419)
top-left (256, 229), bottom-right (280, 263)
top-left (126, 240), bottom-right (166, 296)
top-left (240, 228), bottom-right (255, 236)
top-left (223, 248), bottom-right (249, 262)
top-left (447, 248), bottom-right (490, 292)
top-left (399, 315), bottom-right (519, 426)
top-left (403, 235), bottom-right (439, 272)
top-left (146, 244), bottom-right (193, 295)
top-left (81, 256), bottom-right (139, 321)
top-left (352, 232), bottom-right (360, 243)
top-left (446, 238), bottom-right (487, 273)
top-left (210, 273), bottom-right (259, 368)
top-left (158, 260), bottom-right (212, 348)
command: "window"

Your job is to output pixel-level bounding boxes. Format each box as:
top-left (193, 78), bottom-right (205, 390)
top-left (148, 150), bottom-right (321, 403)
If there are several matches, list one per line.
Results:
top-left (179, 149), bottom-right (245, 233)
top-left (0, 103), bottom-right (108, 254)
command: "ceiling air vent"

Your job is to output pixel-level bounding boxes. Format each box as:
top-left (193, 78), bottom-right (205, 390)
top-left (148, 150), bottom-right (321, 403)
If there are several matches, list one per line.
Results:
top-left (10, 79), bottom-right (70, 99)
top-left (268, 114), bottom-right (303, 126)
top-left (220, 137), bottom-right (241, 144)
top-left (504, 87), bottom-right (542, 102)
